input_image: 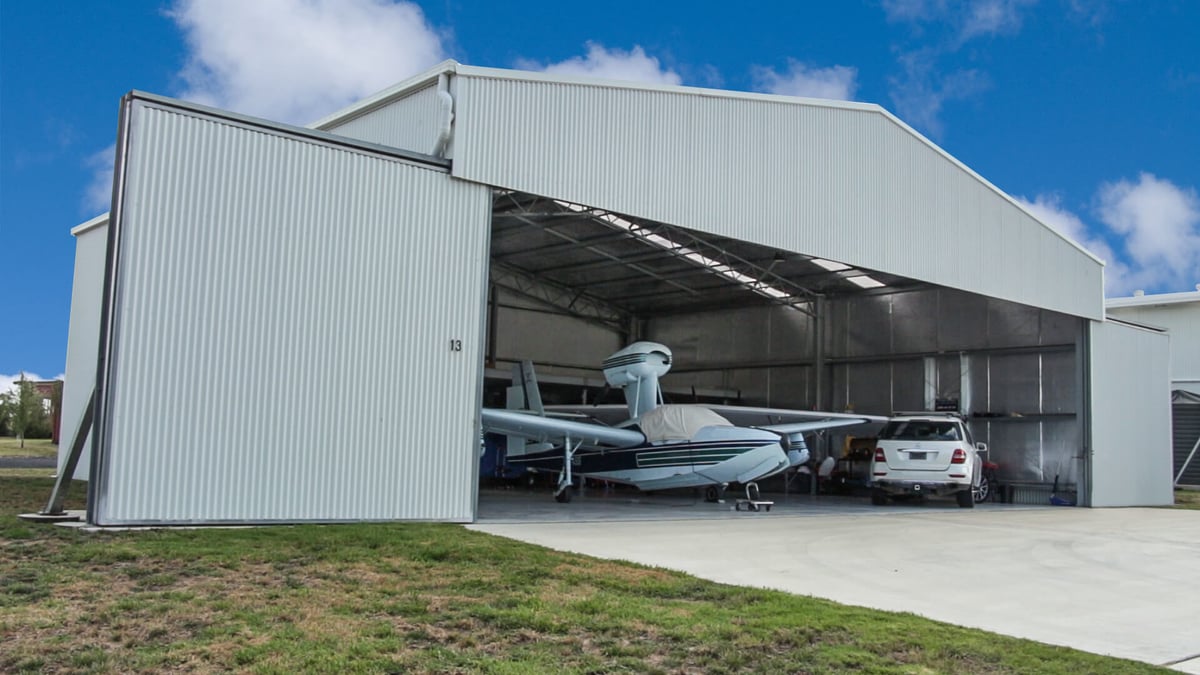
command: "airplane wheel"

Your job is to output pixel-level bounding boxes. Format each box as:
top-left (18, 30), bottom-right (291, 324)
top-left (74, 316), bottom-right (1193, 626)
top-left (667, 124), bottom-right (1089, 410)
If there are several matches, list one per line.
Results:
top-left (555, 489), bottom-right (572, 503)
top-left (704, 486), bottom-right (719, 502)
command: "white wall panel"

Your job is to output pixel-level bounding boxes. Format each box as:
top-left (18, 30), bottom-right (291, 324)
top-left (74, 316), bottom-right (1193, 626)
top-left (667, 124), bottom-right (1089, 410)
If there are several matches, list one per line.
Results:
top-left (59, 216), bottom-right (108, 480)
top-left (321, 83), bottom-right (447, 157)
top-left (1107, 299), bottom-right (1200, 395)
top-left (92, 96), bottom-right (491, 525)
top-left (1088, 320), bottom-right (1174, 506)
top-left (448, 69), bottom-right (1104, 320)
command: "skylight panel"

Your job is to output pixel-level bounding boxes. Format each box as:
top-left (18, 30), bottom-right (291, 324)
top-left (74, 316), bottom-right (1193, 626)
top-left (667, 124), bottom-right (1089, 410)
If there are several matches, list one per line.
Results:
top-left (846, 275), bottom-right (885, 289)
top-left (555, 201), bottom-right (794, 301)
top-left (811, 258), bottom-right (851, 272)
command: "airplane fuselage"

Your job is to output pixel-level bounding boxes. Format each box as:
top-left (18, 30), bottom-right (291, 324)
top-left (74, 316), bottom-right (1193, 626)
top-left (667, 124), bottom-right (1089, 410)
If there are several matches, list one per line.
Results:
top-left (506, 425), bottom-right (789, 491)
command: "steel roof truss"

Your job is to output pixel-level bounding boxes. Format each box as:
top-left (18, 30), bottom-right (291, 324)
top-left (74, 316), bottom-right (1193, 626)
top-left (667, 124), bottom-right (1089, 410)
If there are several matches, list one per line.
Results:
top-left (490, 262), bottom-right (629, 332)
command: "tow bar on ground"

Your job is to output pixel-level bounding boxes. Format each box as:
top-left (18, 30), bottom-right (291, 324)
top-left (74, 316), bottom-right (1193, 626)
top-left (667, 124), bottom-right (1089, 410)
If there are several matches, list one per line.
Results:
top-left (735, 482), bottom-right (773, 512)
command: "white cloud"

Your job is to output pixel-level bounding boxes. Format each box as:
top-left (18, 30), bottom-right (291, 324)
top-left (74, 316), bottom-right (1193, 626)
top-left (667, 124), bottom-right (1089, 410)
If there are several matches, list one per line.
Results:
top-left (82, 144), bottom-right (115, 215)
top-left (959, 0), bottom-right (1034, 41)
top-left (888, 50), bottom-right (988, 138)
top-left (1066, 0), bottom-right (1110, 28)
top-left (1018, 176), bottom-right (1200, 296)
top-left (1097, 173), bottom-right (1200, 291)
top-left (883, 0), bottom-right (1035, 42)
top-left (518, 43), bottom-right (682, 86)
top-left (882, 0), bottom-right (1032, 136)
top-left (1016, 194), bottom-right (1131, 294)
top-left (0, 373), bottom-right (62, 397)
top-left (752, 60), bottom-right (859, 101)
top-left (169, 0), bottom-right (446, 125)
top-left (881, 0), bottom-right (947, 22)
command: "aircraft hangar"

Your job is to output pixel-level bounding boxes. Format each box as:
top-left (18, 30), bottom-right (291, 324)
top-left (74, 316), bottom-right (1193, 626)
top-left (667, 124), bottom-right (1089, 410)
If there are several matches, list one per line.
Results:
top-left (57, 61), bottom-right (1173, 526)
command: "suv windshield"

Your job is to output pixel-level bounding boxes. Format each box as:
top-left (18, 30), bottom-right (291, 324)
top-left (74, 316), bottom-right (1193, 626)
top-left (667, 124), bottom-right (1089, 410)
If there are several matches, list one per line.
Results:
top-left (879, 420), bottom-right (961, 441)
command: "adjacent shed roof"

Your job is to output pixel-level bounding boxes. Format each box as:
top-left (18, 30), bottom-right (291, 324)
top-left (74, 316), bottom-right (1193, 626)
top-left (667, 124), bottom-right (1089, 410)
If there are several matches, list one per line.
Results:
top-left (321, 61), bottom-right (1106, 321)
top-left (1107, 288), bottom-right (1200, 309)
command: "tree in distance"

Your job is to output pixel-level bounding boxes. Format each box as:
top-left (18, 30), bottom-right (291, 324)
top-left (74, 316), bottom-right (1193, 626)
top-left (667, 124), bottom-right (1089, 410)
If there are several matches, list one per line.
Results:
top-left (0, 373), bottom-right (49, 448)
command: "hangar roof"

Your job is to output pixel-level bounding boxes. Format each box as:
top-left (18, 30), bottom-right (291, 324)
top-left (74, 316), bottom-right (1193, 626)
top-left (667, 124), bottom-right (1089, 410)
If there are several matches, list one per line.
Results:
top-left (488, 190), bottom-right (915, 319)
top-left (318, 61), bottom-right (1107, 321)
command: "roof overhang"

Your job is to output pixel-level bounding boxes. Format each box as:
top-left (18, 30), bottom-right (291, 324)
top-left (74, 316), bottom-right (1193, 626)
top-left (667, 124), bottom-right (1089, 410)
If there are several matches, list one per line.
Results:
top-left (1107, 289), bottom-right (1200, 309)
top-left (318, 62), bottom-right (1105, 321)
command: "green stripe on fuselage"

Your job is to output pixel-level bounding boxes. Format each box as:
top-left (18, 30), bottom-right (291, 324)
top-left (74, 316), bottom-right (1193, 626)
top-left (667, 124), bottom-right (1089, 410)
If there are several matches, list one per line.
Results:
top-left (635, 449), bottom-right (744, 468)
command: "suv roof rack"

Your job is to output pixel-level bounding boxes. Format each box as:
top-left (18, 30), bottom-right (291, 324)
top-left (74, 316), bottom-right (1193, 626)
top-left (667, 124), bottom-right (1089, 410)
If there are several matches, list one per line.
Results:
top-left (890, 410), bottom-right (965, 419)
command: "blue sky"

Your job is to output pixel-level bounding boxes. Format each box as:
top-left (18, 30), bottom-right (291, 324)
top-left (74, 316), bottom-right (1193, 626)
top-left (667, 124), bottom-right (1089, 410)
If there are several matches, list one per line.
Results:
top-left (2, 0), bottom-right (1198, 385)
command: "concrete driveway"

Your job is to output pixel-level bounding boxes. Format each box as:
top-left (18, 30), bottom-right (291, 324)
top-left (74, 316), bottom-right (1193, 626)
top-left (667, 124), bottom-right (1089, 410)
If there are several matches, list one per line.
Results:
top-left (470, 497), bottom-right (1200, 672)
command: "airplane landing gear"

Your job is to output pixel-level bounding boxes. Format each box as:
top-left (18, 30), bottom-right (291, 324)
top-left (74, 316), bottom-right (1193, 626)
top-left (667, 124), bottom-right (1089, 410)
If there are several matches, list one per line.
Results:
top-left (704, 483), bottom-right (729, 503)
top-left (554, 437), bottom-right (581, 503)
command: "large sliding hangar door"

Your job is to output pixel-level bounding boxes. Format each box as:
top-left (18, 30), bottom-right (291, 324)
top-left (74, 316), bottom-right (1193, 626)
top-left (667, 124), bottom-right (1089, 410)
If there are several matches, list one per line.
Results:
top-left (87, 94), bottom-right (491, 525)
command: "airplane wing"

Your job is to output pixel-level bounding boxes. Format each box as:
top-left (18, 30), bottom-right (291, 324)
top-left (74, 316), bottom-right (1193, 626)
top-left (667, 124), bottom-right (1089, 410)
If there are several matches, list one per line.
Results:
top-left (695, 404), bottom-right (887, 434)
top-left (480, 408), bottom-right (645, 447)
top-left (542, 403), bottom-right (886, 434)
top-left (543, 404), bottom-right (629, 426)
top-left (754, 417), bottom-right (878, 435)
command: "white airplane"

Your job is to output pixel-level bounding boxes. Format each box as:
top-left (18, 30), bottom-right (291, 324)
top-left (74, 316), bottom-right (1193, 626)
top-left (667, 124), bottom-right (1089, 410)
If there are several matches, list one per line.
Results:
top-left (480, 341), bottom-right (885, 503)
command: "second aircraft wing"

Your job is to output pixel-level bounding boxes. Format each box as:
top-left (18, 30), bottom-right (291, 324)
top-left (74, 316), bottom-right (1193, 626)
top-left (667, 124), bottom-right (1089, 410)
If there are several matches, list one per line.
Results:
top-left (480, 408), bottom-right (646, 448)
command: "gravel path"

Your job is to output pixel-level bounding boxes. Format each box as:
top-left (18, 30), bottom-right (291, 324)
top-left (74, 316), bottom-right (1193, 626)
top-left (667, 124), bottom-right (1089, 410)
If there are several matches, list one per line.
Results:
top-left (0, 456), bottom-right (57, 468)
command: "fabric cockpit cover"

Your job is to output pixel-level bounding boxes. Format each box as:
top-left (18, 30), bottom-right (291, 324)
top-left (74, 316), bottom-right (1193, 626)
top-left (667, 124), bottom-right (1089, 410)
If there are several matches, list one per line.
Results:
top-left (638, 405), bottom-right (732, 442)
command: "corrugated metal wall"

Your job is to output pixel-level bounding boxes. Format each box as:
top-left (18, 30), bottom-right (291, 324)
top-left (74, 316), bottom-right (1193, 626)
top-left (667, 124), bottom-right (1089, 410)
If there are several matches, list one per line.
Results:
top-left (449, 70), bottom-right (1104, 321)
top-left (59, 216), bottom-right (108, 480)
top-left (91, 96), bottom-right (491, 525)
top-left (1174, 403), bottom-right (1200, 486)
top-left (835, 285), bottom-right (1089, 485)
top-left (1088, 320), bottom-right (1174, 506)
top-left (648, 288), bottom-right (1085, 484)
top-left (1106, 300), bottom-right (1200, 395)
top-left (320, 82), bottom-right (447, 157)
top-left (649, 305), bottom-right (816, 408)
top-left (490, 287), bottom-right (623, 376)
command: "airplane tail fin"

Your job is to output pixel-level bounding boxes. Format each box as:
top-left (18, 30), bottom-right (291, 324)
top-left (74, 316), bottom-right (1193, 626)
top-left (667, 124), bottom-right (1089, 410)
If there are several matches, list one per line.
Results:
top-left (601, 342), bottom-right (673, 419)
top-left (509, 361), bottom-right (543, 415)
top-left (504, 361), bottom-right (550, 457)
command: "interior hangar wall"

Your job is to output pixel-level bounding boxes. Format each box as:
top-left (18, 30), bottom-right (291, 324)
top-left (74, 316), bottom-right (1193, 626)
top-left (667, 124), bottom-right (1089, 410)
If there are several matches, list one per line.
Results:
top-left (488, 287), bottom-right (624, 379)
top-left (650, 288), bottom-right (1086, 484)
top-left (648, 305), bottom-right (816, 408)
top-left (448, 69), bottom-right (1105, 321)
top-left (91, 97), bottom-right (492, 525)
top-left (1088, 320), bottom-right (1174, 506)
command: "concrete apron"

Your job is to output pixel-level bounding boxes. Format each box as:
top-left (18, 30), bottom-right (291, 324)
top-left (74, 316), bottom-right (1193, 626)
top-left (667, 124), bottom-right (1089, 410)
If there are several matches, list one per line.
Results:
top-left (470, 507), bottom-right (1200, 672)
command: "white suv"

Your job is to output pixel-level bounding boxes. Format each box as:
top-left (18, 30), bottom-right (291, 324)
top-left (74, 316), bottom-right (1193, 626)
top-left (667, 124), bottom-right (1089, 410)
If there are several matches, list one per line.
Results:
top-left (869, 413), bottom-right (987, 508)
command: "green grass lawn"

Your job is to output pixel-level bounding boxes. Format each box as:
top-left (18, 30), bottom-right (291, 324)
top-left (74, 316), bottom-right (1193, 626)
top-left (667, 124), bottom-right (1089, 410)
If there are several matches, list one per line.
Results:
top-left (1173, 488), bottom-right (1200, 509)
top-left (0, 476), bottom-right (1169, 674)
top-left (0, 436), bottom-right (58, 458)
